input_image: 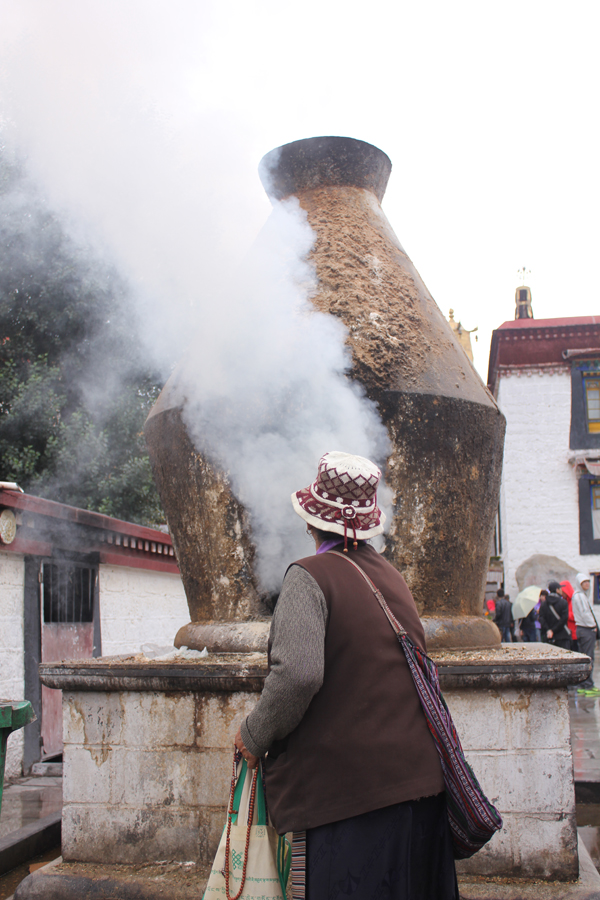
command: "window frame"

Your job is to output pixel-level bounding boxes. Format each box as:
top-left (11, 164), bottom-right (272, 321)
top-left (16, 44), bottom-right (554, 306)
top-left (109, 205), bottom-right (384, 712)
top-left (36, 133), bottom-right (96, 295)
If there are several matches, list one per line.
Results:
top-left (579, 475), bottom-right (600, 554)
top-left (570, 362), bottom-right (600, 449)
top-left (584, 376), bottom-right (600, 434)
top-left (42, 560), bottom-right (97, 624)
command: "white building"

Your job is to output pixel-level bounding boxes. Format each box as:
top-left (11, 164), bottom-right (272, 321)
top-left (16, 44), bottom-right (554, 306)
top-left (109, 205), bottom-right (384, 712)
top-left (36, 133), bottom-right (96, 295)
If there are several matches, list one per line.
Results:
top-left (0, 488), bottom-right (188, 781)
top-left (487, 290), bottom-right (600, 601)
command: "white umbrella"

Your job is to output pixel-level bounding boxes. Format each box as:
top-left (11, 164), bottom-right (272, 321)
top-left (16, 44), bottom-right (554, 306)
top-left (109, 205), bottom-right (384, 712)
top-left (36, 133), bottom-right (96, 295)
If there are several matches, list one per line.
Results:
top-left (512, 585), bottom-right (543, 620)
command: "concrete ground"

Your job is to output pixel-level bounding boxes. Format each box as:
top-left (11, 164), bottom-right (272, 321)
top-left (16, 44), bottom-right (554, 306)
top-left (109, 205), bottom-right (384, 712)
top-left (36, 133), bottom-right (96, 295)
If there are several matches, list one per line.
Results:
top-left (571, 690), bottom-right (600, 783)
top-left (0, 772), bottom-right (62, 897)
top-left (0, 776), bottom-right (62, 841)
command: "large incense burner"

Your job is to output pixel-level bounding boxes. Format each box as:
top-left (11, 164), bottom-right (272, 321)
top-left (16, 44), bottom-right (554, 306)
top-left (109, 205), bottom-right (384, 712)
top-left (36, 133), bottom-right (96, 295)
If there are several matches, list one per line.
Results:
top-left (145, 136), bottom-right (505, 651)
top-left (25, 139), bottom-right (593, 899)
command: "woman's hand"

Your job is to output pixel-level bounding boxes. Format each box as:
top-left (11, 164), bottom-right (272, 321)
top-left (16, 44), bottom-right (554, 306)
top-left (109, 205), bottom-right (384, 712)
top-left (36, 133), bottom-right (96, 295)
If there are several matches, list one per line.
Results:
top-left (547, 629), bottom-right (554, 639)
top-left (235, 727), bottom-right (259, 769)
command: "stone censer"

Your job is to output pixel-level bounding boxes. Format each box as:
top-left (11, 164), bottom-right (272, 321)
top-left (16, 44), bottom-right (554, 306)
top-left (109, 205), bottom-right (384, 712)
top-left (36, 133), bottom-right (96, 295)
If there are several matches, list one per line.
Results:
top-left (145, 135), bottom-right (505, 654)
top-left (23, 138), bottom-right (598, 899)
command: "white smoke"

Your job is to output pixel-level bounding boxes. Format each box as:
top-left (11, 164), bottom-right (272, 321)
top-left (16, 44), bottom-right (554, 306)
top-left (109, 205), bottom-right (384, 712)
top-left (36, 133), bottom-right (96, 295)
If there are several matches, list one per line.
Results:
top-left (0, 1), bottom-right (391, 590)
top-left (178, 196), bottom-right (390, 588)
top-left (0, 0), bottom-right (267, 371)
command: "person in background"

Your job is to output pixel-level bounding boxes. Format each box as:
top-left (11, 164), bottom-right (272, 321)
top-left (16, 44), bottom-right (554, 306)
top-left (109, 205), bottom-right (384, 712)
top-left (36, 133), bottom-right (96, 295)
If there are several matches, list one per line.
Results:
top-left (506, 595), bottom-right (518, 641)
top-left (494, 589), bottom-right (513, 642)
top-left (520, 597), bottom-right (539, 642)
top-left (535, 591), bottom-right (547, 640)
top-left (559, 580), bottom-right (578, 651)
top-left (539, 582), bottom-right (571, 649)
top-left (571, 574), bottom-right (600, 696)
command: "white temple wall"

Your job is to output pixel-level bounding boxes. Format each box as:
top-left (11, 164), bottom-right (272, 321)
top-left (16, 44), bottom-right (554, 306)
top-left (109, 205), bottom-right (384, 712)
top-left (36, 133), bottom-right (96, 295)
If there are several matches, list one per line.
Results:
top-left (0, 550), bottom-right (25, 781)
top-left (497, 368), bottom-right (600, 598)
top-left (99, 564), bottom-right (189, 656)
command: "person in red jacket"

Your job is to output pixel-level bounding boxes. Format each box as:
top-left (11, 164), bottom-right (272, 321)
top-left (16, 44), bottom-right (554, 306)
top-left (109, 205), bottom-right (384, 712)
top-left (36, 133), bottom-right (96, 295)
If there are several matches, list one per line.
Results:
top-left (559, 580), bottom-right (578, 651)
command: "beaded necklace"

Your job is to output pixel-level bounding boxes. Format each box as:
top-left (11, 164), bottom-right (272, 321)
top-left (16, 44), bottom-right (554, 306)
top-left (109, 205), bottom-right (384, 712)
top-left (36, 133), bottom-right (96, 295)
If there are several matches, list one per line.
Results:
top-left (224, 751), bottom-right (258, 900)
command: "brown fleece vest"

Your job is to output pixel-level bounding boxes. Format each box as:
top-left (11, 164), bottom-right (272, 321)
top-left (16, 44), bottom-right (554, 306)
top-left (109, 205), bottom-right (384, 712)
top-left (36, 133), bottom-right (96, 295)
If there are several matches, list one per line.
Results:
top-left (264, 544), bottom-right (444, 834)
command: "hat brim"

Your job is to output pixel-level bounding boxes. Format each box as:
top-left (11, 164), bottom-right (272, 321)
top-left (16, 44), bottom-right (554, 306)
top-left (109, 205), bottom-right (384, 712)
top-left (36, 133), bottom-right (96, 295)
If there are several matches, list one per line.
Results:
top-left (291, 490), bottom-right (385, 540)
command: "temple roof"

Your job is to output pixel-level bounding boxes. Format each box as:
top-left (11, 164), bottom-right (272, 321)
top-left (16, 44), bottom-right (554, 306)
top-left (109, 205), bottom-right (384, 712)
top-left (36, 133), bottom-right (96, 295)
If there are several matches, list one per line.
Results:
top-left (0, 488), bottom-right (179, 573)
top-left (487, 316), bottom-right (600, 396)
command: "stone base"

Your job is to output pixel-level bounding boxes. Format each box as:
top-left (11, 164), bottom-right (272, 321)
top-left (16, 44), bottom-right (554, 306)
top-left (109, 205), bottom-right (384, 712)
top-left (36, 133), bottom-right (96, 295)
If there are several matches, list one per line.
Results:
top-left (177, 615), bottom-right (503, 654)
top-left (38, 645), bottom-right (591, 881)
top-left (175, 620), bottom-right (270, 652)
top-left (438, 645), bottom-right (590, 881)
top-left (423, 614), bottom-right (501, 650)
top-left (40, 654), bottom-right (267, 866)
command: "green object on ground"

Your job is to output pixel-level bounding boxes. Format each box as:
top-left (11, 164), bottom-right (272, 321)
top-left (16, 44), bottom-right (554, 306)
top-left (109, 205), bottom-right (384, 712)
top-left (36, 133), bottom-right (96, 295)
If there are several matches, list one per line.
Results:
top-left (0, 700), bottom-right (35, 814)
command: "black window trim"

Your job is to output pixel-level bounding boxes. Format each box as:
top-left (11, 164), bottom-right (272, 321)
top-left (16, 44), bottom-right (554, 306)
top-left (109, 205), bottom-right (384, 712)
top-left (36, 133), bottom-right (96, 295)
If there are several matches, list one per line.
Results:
top-left (570, 361), bottom-right (600, 450)
top-left (579, 474), bottom-right (600, 555)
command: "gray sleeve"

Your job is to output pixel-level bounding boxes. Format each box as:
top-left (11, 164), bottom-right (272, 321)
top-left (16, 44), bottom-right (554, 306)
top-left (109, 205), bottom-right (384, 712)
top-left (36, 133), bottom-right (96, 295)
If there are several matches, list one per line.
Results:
top-left (573, 590), bottom-right (598, 628)
top-left (571, 591), bottom-right (587, 625)
top-left (240, 565), bottom-right (328, 758)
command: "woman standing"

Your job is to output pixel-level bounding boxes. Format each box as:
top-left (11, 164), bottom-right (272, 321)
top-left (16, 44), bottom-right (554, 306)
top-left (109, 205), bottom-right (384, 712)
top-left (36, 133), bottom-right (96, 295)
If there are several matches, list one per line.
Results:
top-left (235, 452), bottom-right (458, 900)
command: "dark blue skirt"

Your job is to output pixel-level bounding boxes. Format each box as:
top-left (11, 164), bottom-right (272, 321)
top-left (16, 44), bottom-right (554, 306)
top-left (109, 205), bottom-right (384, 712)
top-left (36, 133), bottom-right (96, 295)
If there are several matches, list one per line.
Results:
top-left (302, 793), bottom-right (458, 900)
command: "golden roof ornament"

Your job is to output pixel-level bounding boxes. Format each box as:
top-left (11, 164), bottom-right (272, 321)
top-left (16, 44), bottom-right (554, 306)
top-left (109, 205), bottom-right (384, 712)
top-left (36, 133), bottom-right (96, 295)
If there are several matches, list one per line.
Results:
top-left (448, 309), bottom-right (477, 362)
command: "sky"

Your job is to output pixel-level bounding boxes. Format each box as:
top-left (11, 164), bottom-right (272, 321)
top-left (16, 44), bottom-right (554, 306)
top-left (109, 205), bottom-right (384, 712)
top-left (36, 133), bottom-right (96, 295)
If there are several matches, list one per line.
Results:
top-left (0, 0), bottom-right (598, 380)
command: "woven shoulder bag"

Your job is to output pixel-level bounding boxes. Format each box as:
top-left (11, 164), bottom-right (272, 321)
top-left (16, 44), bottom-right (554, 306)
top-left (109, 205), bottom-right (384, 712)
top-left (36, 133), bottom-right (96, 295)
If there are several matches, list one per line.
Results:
top-left (329, 550), bottom-right (503, 860)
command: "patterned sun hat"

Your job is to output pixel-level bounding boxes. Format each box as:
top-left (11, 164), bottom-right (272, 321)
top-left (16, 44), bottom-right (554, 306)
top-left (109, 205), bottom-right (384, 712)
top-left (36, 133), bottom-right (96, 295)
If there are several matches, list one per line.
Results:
top-left (291, 451), bottom-right (385, 541)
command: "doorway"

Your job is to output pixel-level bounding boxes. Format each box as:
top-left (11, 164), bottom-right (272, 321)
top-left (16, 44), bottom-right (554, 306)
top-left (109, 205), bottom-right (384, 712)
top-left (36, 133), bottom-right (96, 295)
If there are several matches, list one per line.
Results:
top-left (40, 558), bottom-right (101, 757)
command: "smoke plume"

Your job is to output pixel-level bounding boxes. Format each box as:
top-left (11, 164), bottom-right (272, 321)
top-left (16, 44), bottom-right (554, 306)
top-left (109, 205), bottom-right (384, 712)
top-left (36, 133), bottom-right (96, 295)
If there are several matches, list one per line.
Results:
top-left (0, 1), bottom-right (390, 590)
top-left (178, 196), bottom-right (390, 588)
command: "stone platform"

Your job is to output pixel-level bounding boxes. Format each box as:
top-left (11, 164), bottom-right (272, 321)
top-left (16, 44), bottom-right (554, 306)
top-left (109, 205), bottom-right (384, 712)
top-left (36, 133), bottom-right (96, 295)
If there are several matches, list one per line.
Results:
top-left (41, 652), bottom-right (266, 866)
top-left (13, 857), bottom-right (212, 899)
top-left (458, 837), bottom-right (600, 899)
top-left (15, 838), bottom-right (600, 900)
top-left (13, 643), bottom-right (596, 898)
top-left (442, 644), bottom-right (587, 880)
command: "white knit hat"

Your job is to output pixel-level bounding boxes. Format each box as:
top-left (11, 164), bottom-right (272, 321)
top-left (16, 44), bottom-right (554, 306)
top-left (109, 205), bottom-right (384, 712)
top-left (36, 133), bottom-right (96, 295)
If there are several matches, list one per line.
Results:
top-left (291, 451), bottom-right (385, 547)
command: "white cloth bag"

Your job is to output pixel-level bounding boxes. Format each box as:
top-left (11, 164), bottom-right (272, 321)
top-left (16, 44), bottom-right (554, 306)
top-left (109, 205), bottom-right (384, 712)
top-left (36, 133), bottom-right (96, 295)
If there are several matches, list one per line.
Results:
top-left (203, 755), bottom-right (286, 900)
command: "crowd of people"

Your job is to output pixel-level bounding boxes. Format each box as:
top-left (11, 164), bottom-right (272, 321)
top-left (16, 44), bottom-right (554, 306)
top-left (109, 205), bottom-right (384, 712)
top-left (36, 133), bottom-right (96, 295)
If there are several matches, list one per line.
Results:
top-left (485, 575), bottom-right (600, 696)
